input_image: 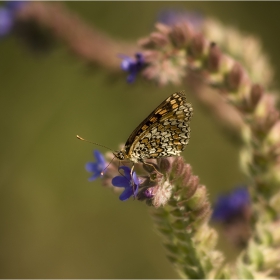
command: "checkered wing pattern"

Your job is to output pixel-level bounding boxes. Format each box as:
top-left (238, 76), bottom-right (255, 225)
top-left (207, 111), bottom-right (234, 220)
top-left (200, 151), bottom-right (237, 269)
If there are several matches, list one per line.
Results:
top-left (124, 91), bottom-right (193, 162)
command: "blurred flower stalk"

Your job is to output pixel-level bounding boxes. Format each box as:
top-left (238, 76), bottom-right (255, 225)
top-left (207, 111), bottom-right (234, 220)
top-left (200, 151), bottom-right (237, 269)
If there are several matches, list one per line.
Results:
top-left (13, 2), bottom-right (280, 279)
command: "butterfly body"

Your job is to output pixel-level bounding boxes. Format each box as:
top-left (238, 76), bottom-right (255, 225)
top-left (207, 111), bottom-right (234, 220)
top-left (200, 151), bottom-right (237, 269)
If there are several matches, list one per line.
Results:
top-left (113, 91), bottom-right (193, 163)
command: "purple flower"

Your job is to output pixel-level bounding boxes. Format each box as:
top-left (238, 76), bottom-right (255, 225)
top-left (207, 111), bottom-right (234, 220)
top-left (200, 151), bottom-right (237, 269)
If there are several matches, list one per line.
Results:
top-left (157, 9), bottom-right (204, 30)
top-left (0, 1), bottom-right (27, 37)
top-left (85, 150), bottom-right (107, 181)
top-left (0, 8), bottom-right (13, 36)
top-left (212, 186), bottom-right (250, 222)
top-left (112, 166), bottom-right (139, 201)
top-left (120, 53), bottom-right (145, 83)
top-left (144, 187), bottom-right (155, 198)
top-left (6, 1), bottom-right (26, 12)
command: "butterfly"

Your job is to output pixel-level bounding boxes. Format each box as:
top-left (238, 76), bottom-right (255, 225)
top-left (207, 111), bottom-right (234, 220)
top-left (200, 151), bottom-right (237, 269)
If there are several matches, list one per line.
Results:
top-left (113, 91), bottom-right (193, 164)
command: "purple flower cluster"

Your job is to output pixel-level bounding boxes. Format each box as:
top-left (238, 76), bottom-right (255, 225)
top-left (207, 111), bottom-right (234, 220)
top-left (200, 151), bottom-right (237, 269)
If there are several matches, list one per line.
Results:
top-left (85, 150), bottom-right (107, 181)
top-left (157, 9), bottom-right (204, 30)
top-left (112, 166), bottom-right (139, 201)
top-left (212, 186), bottom-right (250, 222)
top-left (120, 53), bottom-right (145, 83)
top-left (0, 1), bottom-right (25, 37)
top-left (85, 150), bottom-right (139, 201)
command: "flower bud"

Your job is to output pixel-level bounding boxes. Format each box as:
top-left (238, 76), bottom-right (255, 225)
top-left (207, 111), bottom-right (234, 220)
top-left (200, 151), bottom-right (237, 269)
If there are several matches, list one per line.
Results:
top-left (191, 202), bottom-right (211, 225)
top-left (155, 23), bottom-right (171, 35)
top-left (169, 22), bottom-right (192, 48)
top-left (207, 42), bottom-right (221, 72)
top-left (172, 157), bottom-right (188, 177)
top-left (247, 240), bottom-right (263, 268)
top-left (269, 220), bottom-right (280, 245)
top-left (180, 174), bottom-right (198, 200)
top-left (239, 147), bottom-right (253, 176)
top-left (187, 185), bottom-right (207, 211)
top-left (265, 120), bottom-right (280, 147)
top-left (144, 187), bottom-right (156, 198)
top-left (158, 157), bottom-right (172, 173)
top-left (227, 62), bottom-right (243, 91)
top-left (142, 50), bottom-right (159, 63)
top-left (253, 94), bottom-right (279, 133)
top-left (250, 84), bottom-right (263, 108)
top-left (138, 37), bottom-right (156, 49)
top-left (262, 248), bottom-right (280, 270)
top-left (194, 224), bottom-right (218, 249)
top-left (150, 31), bottom-right (169, 47)
top-left (262, 162), bottom-right (280, 190)
top-left (190, 33), bottom-right (205, 58)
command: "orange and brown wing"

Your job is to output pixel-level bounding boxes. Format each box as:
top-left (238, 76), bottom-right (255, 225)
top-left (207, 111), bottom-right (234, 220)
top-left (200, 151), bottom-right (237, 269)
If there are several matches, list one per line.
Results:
top-left (124, 91), bottom-right (193, 161)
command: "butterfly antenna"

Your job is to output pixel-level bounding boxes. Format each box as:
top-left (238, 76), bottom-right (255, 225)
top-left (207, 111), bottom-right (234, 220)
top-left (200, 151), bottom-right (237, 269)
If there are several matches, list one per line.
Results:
top-left (76, 135), bottom-right (115, 153)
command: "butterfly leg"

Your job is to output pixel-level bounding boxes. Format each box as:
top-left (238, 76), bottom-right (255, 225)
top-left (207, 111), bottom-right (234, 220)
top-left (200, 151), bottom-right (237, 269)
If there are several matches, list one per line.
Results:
top-left (130, 163), bottom-right (137, 199)
top-left (142, 161), bottom-right (162, 175)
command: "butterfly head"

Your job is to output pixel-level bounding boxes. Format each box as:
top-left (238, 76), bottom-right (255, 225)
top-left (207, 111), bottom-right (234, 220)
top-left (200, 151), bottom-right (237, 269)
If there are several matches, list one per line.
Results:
top-left (113, 149), bottom-right (127, 161)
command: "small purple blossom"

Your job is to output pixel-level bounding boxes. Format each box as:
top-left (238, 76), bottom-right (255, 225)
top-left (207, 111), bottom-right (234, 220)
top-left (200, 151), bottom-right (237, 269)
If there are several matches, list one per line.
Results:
top-left (157, 9), bottom-right (204, 30)
top-left (85, 150), bottom-right (107, 181)
top-left (120, 52), bottom-right (145, 83)
top-left (112, 166), bottom-right (139, 201)
top-left (144, 187), bottom-right (155, 198)
top-left (6, 1), bottom-right (26, 12)
top-left (212, 186), bottom-right (250, 222)
top-left (0, 1), bottom-right (27, 37)
top-left (0, 8), bottom-right (13, 36)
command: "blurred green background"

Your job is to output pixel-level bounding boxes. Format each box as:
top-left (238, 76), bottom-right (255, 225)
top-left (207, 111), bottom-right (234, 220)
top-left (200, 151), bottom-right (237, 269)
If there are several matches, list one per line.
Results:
top-left (0, 1), bottom-right (280, 278)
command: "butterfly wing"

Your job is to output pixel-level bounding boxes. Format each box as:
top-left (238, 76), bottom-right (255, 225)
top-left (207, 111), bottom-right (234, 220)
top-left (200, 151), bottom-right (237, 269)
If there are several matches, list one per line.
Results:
top-left (125, 91), bottom-right (193, 161)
